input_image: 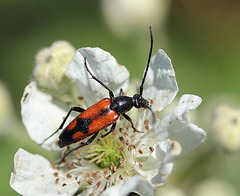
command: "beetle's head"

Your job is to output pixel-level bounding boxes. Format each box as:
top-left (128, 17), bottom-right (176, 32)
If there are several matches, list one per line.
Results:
top-left (133, 94), bottom-right (149, 108)
top-left (133, 94), bottom-right (155, 126)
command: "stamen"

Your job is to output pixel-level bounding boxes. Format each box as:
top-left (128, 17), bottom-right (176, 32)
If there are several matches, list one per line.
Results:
top-left (149, 146), bottom-right (154, 152)
top-left (57, 122), bottom-right (143, 194)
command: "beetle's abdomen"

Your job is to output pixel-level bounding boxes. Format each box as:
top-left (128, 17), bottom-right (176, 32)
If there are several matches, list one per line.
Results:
top-left (58, 98), bottom-right (119, 148)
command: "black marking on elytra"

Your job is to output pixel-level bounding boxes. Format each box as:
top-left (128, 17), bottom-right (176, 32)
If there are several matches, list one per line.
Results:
top-left (75, 118), bottom-right (92, 134)
top-left (58, 108), bottom-right (111, 148)
top-left (60, 108), bottom-right (110, 138)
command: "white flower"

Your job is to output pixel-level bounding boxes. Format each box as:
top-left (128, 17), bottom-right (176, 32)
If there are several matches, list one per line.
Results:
top-left (192, 178), bottom-right (238, 196)
top-left (212, 104), bottom-right (240, 152)
top-left (101, 0), bottom-right (171, 36)
top-left (10, 148), bottom-right (79, 196)
top-left (0, 81), bottom-right (15, 134)
top-left (33, 41), bottom-right (75, 95)
top-left (11, 45), bottom-right (206, 196)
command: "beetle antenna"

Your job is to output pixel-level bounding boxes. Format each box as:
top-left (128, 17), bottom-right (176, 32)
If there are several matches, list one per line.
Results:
top-left (84, 57), bottom-right (115, 100)
top-left (146, 105), bottom-right (156, 125)
top-left (139, 26), bottom-right (153, 96)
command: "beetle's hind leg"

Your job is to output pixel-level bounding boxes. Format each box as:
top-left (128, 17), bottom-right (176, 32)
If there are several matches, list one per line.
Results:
top-left (40, 107), bottom-right (85, 146)
top-left (100, 122), bottom-right (116, 138)
top-left (58, 132), bottom-right (99, 164)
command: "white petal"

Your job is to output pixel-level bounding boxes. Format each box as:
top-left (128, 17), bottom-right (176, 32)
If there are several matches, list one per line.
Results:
top-left (10, 148), bottom-right (78, 196)
top-left (21, 81), bottom-right (69, 151)
top-left (150, 140), bottom-right (181, 185)
top-left (142, 49), bottom-right (178, 112)
top-left (135, 139), bottom-right (181, 186)
top-left (152, 162), bottom-right (174, 186)
top-left (66, 47), bottom-right (130, 106)
top-left (158, 94), bottom-right (206, 155)
top-left (101, 175), bottom-right (154, 196)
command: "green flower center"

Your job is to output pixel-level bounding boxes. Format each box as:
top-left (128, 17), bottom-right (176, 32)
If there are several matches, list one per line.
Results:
top-left (85, 133), bottom-right (124, 168)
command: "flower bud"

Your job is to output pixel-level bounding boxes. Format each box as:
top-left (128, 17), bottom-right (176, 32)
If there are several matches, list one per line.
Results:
top-left (212, 104), bottom-right (240, 152)
top-left (33, 41), bottom-right (75, 95)
top-left (101, 0), bottom-right (170, 36)
top-left (0, 81), bottom-right (15, 134)
top-left (192, 178), bottom-right (237, 196)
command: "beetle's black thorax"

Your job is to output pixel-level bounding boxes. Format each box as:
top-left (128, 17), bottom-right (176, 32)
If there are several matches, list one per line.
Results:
top-left (110, 94), bottom-right (149, 115)
top-left (110, 96), bottom-right (133, 115)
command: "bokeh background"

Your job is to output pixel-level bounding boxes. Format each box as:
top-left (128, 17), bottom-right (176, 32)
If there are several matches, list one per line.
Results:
top-left (1, 0), bottom-right (240, 195)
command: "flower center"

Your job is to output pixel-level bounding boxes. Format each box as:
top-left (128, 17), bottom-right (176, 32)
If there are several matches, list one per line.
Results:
top-left (84, 131), bottom-right (124, 169)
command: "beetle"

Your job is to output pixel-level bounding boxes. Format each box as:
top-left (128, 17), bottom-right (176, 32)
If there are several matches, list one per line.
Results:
top-left (41, 27), bottom-right (154, 164)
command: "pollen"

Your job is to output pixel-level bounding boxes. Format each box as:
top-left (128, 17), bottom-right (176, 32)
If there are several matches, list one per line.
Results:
top-left (149, 146), bottom-right (154, 152)
top-left (53, 172), bottom-right (58, 177)
top-left (58, 125), bottom-right (137, 195)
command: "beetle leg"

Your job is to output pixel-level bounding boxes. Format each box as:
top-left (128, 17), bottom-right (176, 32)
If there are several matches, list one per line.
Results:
top-left (122, 113), bottom-right (140, 132)
top-left (40, 107), bottom-right (85, 146)
top-left (58, 132), bottom-right (99, 164)
top-left (119, 88), bottom-right (123, 96)
top-left (100, 122), bottom-right (116, 138)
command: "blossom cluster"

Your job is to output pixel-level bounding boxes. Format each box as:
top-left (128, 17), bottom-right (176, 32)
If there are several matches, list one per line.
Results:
top-left (10, 41), bottom-right (206, 196)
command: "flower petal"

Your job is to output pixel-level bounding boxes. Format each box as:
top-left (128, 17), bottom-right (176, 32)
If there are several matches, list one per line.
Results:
top-left (142, 49), bottom-right (178, 112)
top-left (158, 94), bottom-right (206, 155)
top-left (21, 81), bottom-right (69, 151)
top-left (150, 140), bottom-right (181, 185)
top-left (135, 139), bottom-right (181, 186)
top-left (101, 175), bottom-right (154, 196)
top-left (66, 47), bottom-right (130, 106)
top-left (10, 148), bottom-right (78, 196)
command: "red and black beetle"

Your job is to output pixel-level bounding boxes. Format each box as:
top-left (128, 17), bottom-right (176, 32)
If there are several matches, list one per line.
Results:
top-left (41, 27), bottom-right (154, 163)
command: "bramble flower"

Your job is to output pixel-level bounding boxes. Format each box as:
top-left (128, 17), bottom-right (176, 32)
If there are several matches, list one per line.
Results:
top-left (10, 42), bottom-right (206, 196)
top-left (101, 0), bottom-right (171, 36)
top-left (191, 178), bottom-right (238, 196)
top-left (212, 104), bottom-right (240, 152)
top-left (0, 81), bottom-right (15, 134)
top-left (33, 41), bottom-right (75, 96)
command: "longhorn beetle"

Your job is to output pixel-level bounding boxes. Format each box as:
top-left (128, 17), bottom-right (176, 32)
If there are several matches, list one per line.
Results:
top-left (41, 26), bottom-right (154, 164)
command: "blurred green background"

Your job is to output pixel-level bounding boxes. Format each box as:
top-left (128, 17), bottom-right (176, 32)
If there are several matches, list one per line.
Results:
top-left (1, 0), bottom-right (240, 195)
